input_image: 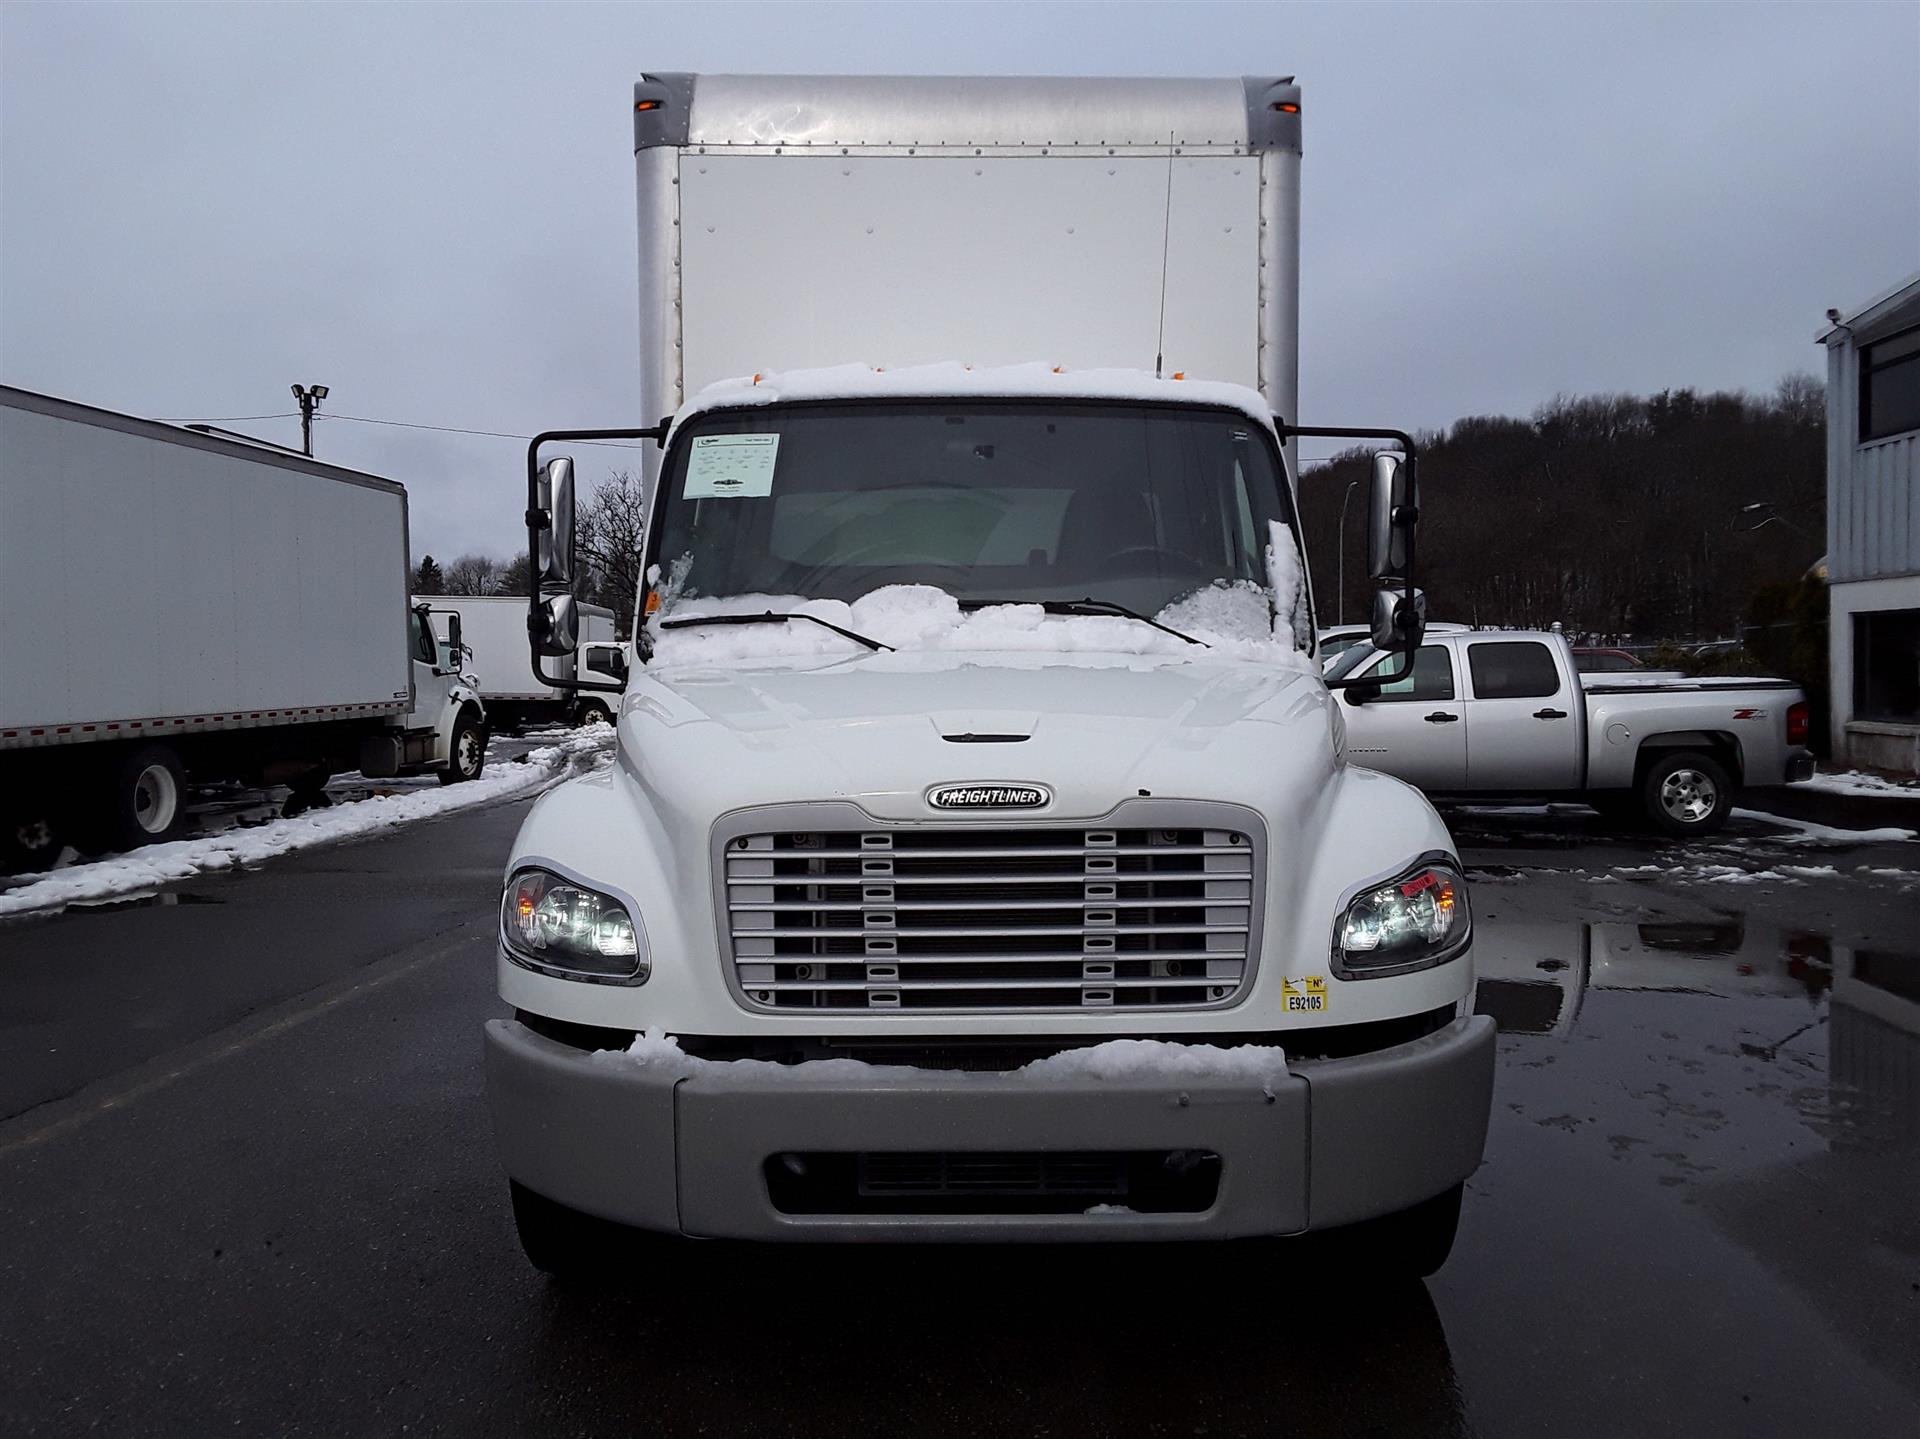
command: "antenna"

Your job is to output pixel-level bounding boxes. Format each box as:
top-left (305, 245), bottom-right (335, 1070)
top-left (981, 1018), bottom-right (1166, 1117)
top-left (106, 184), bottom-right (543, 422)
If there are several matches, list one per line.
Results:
top-left (1153, 130), bottom-right (1174, 378)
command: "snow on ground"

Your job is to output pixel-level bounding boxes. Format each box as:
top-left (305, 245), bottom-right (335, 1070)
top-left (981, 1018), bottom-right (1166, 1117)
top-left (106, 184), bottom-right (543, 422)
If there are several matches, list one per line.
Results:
top-left (1796, 768), bottom-right (1920, 798)
top-left (1731, 809), bottom-right (1918, 846)
top-left (595, 1028), bottom-right (1289, 1084)
top-left (648, 582), bottom-right (1315, 670)
top-left (0, 730), bottom-right (615, 919)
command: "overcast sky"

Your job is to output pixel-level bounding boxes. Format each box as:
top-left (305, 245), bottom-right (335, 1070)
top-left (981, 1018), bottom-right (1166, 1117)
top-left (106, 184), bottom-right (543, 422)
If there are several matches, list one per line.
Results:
top-left (3, 1), bottom-right (1916, 561)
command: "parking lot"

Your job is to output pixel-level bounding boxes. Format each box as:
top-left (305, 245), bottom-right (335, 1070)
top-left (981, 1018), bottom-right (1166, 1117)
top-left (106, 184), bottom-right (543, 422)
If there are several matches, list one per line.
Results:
top-left (1, 790), bottom-right (1916, 1437)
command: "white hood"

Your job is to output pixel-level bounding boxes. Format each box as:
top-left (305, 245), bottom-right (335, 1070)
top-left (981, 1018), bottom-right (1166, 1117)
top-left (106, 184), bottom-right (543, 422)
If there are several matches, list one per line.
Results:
top-left (620, 649), bottom-right (1336, 826)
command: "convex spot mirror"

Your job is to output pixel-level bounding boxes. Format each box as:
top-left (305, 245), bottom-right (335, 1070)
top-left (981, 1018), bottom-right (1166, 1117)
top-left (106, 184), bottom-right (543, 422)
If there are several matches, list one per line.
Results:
top-left (536, 456), bottom-right (576, 586)
top-left (534, 593), bottom-right (579, 658)
top-left (1369, 585), bottom-right (1427, 655)
top-left (1367, 451), bottom-right (1415, 580)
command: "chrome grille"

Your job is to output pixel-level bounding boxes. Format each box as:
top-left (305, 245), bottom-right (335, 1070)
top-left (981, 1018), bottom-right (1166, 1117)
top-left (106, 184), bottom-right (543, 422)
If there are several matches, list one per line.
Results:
top-left (722, 823), bottom-right (1257, 1012)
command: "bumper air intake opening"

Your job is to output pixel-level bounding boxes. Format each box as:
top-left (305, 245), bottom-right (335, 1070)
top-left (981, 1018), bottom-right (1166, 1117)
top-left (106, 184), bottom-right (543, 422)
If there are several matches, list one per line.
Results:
top-left (763, 1149), bottom-right (1222, 1215)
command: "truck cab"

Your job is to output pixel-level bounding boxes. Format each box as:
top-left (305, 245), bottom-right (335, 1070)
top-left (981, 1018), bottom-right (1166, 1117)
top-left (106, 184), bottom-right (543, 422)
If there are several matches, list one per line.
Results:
top-left (484, 73), bottom-right (1494, 1280)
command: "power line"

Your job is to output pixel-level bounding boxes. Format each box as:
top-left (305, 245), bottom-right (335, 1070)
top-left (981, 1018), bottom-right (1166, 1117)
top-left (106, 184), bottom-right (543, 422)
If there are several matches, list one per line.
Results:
top-left (156, 409), bottom-right (656, 451)
top-left (155, 412), bottom-right (300, 423)
top-left (319, 412), bottom-right (656, 450)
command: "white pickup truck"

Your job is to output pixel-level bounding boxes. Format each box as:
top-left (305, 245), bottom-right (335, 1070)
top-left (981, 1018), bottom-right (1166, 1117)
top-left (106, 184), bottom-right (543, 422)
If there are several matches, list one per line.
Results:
top-left (1326, 629), bottom-right (1814, 834)
top-left (484, 73), bottom-right (1493, 1282)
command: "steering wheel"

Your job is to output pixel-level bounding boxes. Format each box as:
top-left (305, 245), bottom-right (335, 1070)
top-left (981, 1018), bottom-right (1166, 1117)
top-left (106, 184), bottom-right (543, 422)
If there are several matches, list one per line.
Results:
top-left (1099, 544), bottom-right (1215, 573)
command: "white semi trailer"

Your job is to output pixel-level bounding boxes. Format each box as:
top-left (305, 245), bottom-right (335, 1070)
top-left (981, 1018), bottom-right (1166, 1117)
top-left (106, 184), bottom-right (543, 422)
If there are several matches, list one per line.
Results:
top-left (0, 387), bottom-right (488, 867)
top-left (417, 595), bottom-right (623, 729)
top-left (488, 75), bottom-right (1490, 1279)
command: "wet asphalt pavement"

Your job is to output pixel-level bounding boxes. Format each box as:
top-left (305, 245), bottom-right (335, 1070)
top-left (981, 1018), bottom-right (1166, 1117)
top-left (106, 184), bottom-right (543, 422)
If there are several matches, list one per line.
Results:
top-left (1, 796), bottom-right (1917, 1436)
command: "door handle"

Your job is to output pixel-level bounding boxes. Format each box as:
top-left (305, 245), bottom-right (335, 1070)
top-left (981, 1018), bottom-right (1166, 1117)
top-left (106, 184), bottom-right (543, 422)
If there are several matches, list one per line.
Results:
top-left (1423, 711), bottom-right (1460, 724)
top-left (1534, 708), bottom-right (1569, 720)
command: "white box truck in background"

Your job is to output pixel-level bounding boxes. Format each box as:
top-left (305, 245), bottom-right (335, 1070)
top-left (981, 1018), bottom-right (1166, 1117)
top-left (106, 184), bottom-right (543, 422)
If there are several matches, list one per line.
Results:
top-left (488, 75), bottom-right (1492, 1279)
top-left (0, 387), bottom-right (489, 868)
top-left (417, 595), bottom-right (623, 729)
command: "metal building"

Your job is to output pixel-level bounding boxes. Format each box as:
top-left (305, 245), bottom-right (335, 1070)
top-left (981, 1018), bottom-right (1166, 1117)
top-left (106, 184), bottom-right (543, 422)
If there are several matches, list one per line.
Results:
top-left (1820, 274), bottom-right (1920, 774)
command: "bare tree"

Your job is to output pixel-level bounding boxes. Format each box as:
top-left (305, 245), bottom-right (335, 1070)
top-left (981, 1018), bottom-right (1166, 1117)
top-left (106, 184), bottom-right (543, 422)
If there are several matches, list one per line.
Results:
top-left (441, 552), bottom-right (505, 595)
top-left (577, 469), bottom-right (647, 637)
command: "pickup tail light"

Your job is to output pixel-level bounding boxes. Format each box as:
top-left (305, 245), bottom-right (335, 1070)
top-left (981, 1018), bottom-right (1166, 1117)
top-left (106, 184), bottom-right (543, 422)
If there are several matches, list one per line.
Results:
top-left (1786, 701), bottom-right (1809, 747)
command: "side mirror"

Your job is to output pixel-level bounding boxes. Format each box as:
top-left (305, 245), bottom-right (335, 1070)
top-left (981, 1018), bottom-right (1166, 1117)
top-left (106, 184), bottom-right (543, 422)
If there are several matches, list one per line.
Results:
top-left (607, 649), bottom-right (629, 682)
top-left (1369, 585), bottom-right (1427, 653)
top-left (535, 456), bottom-right (576, 586)
top-left (446, 612), bottom-right (463, 660)
top-left (1342, 681), bottom-right (1381, 706)
top-left (532, 593), bottom-right (579, 657)
top-left (1367, 451), bottom-right (1415, 580)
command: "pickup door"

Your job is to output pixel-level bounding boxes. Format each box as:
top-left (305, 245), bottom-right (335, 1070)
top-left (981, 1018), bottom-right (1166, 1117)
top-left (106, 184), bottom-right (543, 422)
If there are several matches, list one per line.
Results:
top-left (1460, 637), bottom-right (1582, 790)
top-left (1338, 643), bottom-right (1467, 788)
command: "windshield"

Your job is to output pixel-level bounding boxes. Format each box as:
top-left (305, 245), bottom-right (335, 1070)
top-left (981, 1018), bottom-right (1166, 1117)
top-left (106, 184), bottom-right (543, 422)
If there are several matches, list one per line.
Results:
top-left (648, 401), bottom-right (1302, 622)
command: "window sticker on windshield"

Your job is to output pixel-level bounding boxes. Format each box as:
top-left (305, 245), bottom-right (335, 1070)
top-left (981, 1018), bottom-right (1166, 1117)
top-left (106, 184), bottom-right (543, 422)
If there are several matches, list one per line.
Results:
top-left (684, 433), bottom-right (780, 498)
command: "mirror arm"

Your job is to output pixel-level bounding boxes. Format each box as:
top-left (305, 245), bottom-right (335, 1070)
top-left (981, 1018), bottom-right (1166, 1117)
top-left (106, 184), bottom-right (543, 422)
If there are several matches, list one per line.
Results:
top-left (524, 421), bottom-right (670, 692)
top-left (1277, 421), bottom-right (1423, 676)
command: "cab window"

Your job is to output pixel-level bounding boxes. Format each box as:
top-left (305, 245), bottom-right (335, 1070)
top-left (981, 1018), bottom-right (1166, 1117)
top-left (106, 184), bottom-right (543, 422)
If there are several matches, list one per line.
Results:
top-left (1360, 644), bottom-right (1455, 702)
top-left (1468, 641), bottom-right (1562, 699)
top-left (409, 610), bottom-right (437, 665)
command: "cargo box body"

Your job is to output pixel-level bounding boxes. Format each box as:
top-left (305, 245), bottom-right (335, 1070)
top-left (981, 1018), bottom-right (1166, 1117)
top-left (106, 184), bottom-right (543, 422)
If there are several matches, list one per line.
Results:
top-left (633, 73), bottom-right (1302, 478)
top-left (1, 387), bottom-right (412, 749)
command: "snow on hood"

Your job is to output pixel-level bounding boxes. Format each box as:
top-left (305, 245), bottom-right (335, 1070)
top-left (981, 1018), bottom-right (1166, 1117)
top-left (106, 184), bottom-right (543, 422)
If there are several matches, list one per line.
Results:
top-left (648, 567), bottom-right (1311, 673)
top-left (677, 361), bottom-right (1278, 432)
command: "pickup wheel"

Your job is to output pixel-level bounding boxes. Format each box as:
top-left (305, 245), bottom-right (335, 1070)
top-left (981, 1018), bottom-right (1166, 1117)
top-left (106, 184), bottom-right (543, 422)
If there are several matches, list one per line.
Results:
top-left (1640, 750), bottom-right (1733, 837)
top-left (438, 712), bottom-right (487, 786)
top-left (510, 1181), bottom-right (672, 1284)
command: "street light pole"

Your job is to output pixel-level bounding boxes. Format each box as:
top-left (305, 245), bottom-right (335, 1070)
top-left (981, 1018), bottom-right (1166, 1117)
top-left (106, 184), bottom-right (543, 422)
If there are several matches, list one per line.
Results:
top-left (1336, 478), bottom-right (1361, 626)
top-left (290, 383), bottom-right (329, 456)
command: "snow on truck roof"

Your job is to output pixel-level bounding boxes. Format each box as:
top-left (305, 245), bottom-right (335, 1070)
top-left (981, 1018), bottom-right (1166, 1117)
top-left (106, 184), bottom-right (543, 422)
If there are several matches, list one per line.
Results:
top-left (676, 362), bottom-right (1280, 431)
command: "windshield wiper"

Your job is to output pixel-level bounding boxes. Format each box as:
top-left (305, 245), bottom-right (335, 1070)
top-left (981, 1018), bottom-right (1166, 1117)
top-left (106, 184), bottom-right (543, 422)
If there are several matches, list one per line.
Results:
top-left (958, 597), bottom-right (1210, 648)
top-left (658, 610), bottom-right (895, 653)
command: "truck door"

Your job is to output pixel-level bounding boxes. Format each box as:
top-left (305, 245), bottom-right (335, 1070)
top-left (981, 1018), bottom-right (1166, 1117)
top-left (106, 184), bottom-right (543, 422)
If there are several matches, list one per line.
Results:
top-left (1463, 638), bottom-right (1581, 790)
top-left (1339, 643), bottom-right (1468, 790)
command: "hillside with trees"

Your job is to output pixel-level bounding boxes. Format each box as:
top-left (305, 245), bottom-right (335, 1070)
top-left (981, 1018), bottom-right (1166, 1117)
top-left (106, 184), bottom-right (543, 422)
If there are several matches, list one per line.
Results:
top-left (1295, 375), bottom-right (1826, 641)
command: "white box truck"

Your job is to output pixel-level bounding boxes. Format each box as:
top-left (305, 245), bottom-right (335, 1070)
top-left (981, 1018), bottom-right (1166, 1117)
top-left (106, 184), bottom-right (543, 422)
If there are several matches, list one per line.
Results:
top-left (0, 387), bottom-right (490, 866)
top-left (487, 74), bottom-right (1493, 1278)
top-left (416, 595), bottom-right (622, 729)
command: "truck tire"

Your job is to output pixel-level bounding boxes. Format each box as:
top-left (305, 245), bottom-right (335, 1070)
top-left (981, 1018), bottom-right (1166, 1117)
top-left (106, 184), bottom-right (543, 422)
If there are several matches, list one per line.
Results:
top-left (510, 1181), bottom-right (667, 1284)
top-left (100, 744), bottom-right (188, 851)
top-left (1335, 1182), bottom-right (1464, 1280)
top-left (438, 713), bottom-right (487, 786)
top-left (1, 810), bottom-right (64, 872)
top-left (575, 698), bottom-right (614, 728)
top-left (1639, 749), bottom-right (1733, 837)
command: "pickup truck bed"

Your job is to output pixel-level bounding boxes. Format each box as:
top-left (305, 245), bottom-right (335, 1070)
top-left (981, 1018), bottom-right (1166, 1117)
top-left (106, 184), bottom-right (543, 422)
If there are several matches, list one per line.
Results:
top-left (1333, 630), bottom-right (1812, 834)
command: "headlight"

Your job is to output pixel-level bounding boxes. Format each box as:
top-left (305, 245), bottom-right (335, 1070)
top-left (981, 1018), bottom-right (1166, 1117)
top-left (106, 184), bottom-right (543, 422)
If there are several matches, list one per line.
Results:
top-left (502, 868), bottom-right (649, 983)
top-left (1332, 856), bottom-right (1470, 978)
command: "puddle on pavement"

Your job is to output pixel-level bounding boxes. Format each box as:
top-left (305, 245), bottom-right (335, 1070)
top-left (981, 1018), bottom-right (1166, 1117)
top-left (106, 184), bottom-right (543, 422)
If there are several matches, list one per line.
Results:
top-left (1472, 905), bottom-right (1920, 1159)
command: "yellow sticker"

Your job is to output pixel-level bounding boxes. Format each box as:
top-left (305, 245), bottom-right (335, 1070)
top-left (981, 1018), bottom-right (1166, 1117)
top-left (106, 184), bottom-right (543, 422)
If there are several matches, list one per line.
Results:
top-left (1283, 975), bottom-right (1329, 1012)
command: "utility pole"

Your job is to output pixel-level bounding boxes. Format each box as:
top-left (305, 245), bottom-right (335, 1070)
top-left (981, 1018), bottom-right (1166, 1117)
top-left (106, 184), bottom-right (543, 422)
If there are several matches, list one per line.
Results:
top-left (290, 383), bottom-right (329, 456)
top-left (1336, 478), bottom-right (1361, 626)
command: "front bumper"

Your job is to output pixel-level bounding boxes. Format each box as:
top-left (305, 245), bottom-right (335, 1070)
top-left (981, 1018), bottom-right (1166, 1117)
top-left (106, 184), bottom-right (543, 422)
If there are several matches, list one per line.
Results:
top-left (484, 1013), bottom-right (1495, 1242)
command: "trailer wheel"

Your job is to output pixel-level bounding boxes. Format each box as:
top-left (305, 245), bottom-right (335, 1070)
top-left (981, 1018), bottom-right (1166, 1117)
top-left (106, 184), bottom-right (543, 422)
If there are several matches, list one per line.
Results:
top-left (438, 712), bottom-right (487, 785)
top-left (1, 810), bottom-right (64, 872)
top-left (104, 744), bottom-right (188, 849)
top-left (1639, 749), bottom-right (1733, 837)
